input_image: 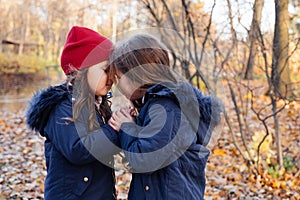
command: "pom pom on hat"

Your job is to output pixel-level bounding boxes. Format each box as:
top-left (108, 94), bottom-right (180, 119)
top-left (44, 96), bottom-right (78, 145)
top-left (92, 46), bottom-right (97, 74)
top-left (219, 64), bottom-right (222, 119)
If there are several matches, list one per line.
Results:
top-left (60, 26), bottom-right (113, 75)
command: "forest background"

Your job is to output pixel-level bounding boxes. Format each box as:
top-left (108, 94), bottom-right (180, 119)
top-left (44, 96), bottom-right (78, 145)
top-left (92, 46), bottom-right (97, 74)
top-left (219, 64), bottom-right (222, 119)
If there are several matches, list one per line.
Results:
top-left (0, 0), bottom-right (299, 199)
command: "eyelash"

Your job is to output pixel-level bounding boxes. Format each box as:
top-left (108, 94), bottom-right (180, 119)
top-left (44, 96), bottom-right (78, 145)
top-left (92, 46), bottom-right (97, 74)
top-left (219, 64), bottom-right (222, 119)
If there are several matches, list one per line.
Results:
top-left (103, 66), bottom-right (110, 73)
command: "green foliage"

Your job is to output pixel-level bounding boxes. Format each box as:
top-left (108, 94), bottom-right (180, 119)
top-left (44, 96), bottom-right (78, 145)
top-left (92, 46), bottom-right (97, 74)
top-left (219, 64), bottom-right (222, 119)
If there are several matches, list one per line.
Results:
top-left (267, 156), bottom-right (294, 178)
top-left (0, 53), bottom-right (51, 74)
top-left (268, 164), bottom-right (280, 178)
top-left (283, 156), bottom-right (295, 171)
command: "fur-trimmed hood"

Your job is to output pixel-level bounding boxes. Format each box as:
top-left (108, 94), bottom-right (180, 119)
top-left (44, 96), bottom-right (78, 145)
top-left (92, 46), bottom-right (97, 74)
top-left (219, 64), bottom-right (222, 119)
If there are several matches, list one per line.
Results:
top-left (26, 83), bottom-right (70, 136)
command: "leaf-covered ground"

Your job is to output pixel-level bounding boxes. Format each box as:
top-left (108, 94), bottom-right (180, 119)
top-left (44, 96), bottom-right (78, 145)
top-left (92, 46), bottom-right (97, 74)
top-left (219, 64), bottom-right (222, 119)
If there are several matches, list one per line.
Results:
top-left (0, 97), bottom-right (299, 199)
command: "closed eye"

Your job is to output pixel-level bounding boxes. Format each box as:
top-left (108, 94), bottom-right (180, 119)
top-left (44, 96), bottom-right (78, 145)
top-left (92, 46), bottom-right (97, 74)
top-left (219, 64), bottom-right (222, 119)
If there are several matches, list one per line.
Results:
top-left (103, 65), bottom-right (110, 73)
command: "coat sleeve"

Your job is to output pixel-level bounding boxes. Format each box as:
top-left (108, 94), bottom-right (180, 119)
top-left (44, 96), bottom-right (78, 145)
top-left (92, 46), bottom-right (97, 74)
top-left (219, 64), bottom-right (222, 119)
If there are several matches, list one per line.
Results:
top-left (45, 100), bottom-right (120, 165)
top-left (118, 99), bottom-right (196, 173)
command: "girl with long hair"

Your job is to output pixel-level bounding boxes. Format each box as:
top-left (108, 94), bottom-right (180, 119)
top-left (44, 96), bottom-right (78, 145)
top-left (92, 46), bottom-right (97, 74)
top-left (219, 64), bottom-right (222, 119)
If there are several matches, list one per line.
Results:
top-left (26, 26), bottom-right (119, 200)
top-left (108, 34), bottom-right (222, 200)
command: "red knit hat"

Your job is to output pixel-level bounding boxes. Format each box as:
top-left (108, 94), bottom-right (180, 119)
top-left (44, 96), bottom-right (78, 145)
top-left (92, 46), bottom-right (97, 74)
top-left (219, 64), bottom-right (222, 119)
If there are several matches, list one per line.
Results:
top-left (60, 26), bottom-right (113, 75)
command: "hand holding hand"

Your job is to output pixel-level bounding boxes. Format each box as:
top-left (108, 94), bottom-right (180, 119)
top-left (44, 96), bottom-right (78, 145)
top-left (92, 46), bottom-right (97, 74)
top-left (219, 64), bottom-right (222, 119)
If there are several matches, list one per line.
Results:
top-left (109, 106), bottom-right (136, 131)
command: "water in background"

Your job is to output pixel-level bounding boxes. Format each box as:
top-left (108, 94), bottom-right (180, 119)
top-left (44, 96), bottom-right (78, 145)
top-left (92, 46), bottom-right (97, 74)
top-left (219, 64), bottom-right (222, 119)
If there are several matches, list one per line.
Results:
top-left (0, 70), bottom-right (64, 112)
top-left (0, 80), bottom-right (46, 112)
top-left (0, 76), bottom-right (129, 113)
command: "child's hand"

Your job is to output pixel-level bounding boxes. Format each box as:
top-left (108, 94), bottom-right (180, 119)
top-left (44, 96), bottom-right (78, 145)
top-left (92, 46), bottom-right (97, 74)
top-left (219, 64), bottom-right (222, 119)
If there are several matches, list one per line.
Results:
top-left (126, 106), bottom-right (138, 117)
top-left (124, 105), bottom-right (139, 117)
top-left (109, 106), bottom-right (136, 131)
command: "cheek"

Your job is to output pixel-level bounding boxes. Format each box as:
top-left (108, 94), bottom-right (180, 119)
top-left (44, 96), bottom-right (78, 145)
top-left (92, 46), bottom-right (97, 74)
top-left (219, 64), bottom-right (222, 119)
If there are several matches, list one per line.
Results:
top-left (117, 81), bottom-right (137, 99)
top-left (99, 76), bottom-right (108, 89)
top-left (87, 74), bottom-right (99, 94)
top-left (117, 84), bottom-right (129, 97)
top-left (96, 76), bottom-right (109, 95)
top-left (87, 70), bottom-right (105, 94)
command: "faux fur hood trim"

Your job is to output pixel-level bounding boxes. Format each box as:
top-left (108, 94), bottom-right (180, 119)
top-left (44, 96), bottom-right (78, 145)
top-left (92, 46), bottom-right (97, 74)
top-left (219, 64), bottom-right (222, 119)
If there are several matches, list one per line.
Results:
top-left (26, 83), bottom-right (70, 136)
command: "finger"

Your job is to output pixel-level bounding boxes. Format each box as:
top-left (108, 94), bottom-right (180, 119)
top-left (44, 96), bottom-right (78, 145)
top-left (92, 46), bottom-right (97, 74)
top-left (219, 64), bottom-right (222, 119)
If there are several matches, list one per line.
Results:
top-left (112, 115), bottom-right (126, 126)
top-left (124, 105), bottom-right (133, 112)
top-left (108, 118), bottom-right (114, 126)
top-left (109, 116), bottom-right (119, 125)
top-left (120, 115), bottom-right (135, 123)
top-left (112, 111), bottom-right (121, 119)
top-left (111, 114), bottom-right (118, 122)
top-left (108, 119), bottom-right (119, 131)
top-left (114, 110), bottom-right (124, 118)
top-left (120, 107), bottom-right (130, 114)
top-left (130, 109), bottom-right (137, 117)
top-left (120, 109), bottom-right (131, 117)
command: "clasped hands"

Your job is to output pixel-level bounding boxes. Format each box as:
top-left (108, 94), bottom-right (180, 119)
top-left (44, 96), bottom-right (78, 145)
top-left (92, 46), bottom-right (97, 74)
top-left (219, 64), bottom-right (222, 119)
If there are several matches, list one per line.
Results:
top-left (109, 106), bottom-right (137, 131)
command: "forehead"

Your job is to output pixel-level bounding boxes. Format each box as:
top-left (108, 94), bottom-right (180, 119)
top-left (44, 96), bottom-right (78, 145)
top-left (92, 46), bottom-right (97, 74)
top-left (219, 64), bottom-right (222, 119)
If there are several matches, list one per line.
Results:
top-left (87, 61), bottom-right (108, 74)
top-left (93, 61), bottom-right (108, 68)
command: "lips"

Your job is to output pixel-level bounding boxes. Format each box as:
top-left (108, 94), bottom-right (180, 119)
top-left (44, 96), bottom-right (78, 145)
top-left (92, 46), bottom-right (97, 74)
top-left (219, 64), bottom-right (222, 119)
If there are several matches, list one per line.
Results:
top-left (106, 79), bottom-right (113, 88)
top-left (105, 85), bottom-right (112, 92)
top-left (106, 84), bottom-right (112, 88)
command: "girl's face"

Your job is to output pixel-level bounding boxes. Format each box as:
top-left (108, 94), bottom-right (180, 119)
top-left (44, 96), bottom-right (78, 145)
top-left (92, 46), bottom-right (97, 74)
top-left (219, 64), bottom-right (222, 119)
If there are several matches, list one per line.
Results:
top-left (115, 70), bottom-right (139, 101)
top-left (87, 61), bottom-right (112, 96)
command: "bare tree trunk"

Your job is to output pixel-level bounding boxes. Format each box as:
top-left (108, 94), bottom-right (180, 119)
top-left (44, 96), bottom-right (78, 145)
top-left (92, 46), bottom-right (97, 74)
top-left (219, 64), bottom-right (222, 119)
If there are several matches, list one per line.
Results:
top-left (272, 0), bottom-right (292, 98)
top-left (226, 0), bottom-right (237, 41)
top-left (245, 0), bottom-right (264, 80)
top-left (18, 19), bottom-right (25, 55)
top-left (226, 0), bottom-right (240, 75)
top-left (111, 0), bottom-right (118, 43)
top-left (271, 96), bottom-right (282, 168)
top-left (18, 16), bottom-right (26, 55)
top-left (271, 0), bottom-right (291, 168)
top-left (18, 0), bottom-right (31, 55)
top-left (44, 0), bottom-right (52, 60)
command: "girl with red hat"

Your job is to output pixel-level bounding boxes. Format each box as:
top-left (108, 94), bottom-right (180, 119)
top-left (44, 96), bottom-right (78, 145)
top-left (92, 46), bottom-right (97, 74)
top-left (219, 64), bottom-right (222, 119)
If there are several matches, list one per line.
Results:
top-left (26, 26), bottom-right (120, 199)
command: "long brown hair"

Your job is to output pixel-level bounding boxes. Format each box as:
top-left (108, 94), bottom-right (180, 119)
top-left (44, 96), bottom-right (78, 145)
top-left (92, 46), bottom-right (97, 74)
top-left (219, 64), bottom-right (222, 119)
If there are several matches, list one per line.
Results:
top-left (66, 67), bottom-right (112, 131)
top-left (109, 34), bottom-right (179, 86)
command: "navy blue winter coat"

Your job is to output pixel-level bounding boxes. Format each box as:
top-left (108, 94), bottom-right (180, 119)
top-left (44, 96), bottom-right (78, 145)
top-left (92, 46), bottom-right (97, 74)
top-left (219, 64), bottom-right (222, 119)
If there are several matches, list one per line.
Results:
top-left (119, 82), bottom-right (222, 200)
top-left (26, 83), bottom-right (120, 200)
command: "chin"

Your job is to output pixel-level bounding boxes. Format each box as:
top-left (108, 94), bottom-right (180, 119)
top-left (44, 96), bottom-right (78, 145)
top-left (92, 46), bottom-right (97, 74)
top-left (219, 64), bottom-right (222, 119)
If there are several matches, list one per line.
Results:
top-left (96, 90), bottom-right (108, 97)
top-left (96, 93), bottom-right (106, 97)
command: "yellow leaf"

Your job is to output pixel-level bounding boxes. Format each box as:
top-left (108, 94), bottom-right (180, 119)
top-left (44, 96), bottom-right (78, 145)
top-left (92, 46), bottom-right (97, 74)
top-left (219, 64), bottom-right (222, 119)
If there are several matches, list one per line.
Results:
top-left (272, 181), bottom-right (281, 188)
top-left (250, 130), bottom-right (274, 155)
top-left (213, 149), bottom-right (227, 157)
top-left (40, 183), bottom-right (44, 193)
top-left (287, 110), bottom-right (295, 117)
top-left (243, 92), bottom-right (253, 100)
top-left (206, 163), bottom-right (214, 171)
top-left (280, 181), bottom-right (287, 189)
